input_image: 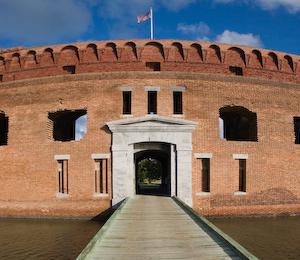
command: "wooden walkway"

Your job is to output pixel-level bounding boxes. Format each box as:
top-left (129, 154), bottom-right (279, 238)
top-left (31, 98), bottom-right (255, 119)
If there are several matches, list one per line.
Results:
top-left (78, 195), bottom-right (258, 260)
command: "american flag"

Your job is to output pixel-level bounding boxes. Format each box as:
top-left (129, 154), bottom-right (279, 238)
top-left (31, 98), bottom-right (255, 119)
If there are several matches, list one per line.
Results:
top-left (137, 11), bottom-right (151, 23)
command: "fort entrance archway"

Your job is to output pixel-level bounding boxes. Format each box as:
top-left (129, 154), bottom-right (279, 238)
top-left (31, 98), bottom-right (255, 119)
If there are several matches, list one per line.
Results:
top-left (135, 143), bottom-right (171, 196)
top-left (107, 115), bottom-right (197, 207)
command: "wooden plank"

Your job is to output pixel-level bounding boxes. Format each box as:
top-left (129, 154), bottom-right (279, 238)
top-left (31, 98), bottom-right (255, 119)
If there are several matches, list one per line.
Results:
top-left (85, 195), bottom-right (245, 260)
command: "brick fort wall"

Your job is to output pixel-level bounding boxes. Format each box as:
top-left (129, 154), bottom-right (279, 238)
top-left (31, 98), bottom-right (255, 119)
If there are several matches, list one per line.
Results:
top-left (0, 39), bottom-right (300, 218)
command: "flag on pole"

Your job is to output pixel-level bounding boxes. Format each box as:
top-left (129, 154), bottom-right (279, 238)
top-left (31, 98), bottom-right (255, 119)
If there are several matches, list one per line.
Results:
top-left (137, 10), bottom-right (151, 23)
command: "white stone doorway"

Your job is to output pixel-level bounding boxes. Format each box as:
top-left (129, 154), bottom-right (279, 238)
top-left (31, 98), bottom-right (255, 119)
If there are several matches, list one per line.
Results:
top-left (135, 142), bottom-right (171, 196)
top-left (107, 115), bottom-right (197, 207)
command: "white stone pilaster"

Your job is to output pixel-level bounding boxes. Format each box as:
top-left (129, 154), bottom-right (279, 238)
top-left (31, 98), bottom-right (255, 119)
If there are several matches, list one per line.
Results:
top-left (176, 144), bottom-right (193, 207)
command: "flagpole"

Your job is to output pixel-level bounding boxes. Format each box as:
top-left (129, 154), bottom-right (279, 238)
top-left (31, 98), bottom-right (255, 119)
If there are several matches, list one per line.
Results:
top-left (150, 7), bottom-right (153, 40)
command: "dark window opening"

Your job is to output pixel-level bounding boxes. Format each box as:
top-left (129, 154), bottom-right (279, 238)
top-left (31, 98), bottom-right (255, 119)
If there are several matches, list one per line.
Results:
top-left (0, 75), bottom-right (3, 82)
top-left (173, 91), bottom-right (183, 114)
top-left (230, 66), bottom-right (243, 76)
top-left (63, 65), bottom-right (76, 74)
top-left (219, 106), bottom-right (257, 141)
top-left (146, 62), bottom-right (161, 71)
top-left (239, 159), bottom-right (246, 192)
top-left (49, 109), bottom-right (86, 142)
top-left (148, 91), bottom-right (157, 114)
top-left (294, 117), bottom-right (300, 144)
top-left (95, 159), bottom-right (108, 194)
top-left (0, 113), bottom-right (8, 145)
top-left (201, 158), bottom-right (210, 192)
top-left (123, 91), bottom-right (132, 115)
top-left (58, 160), bottom-right (68, 194)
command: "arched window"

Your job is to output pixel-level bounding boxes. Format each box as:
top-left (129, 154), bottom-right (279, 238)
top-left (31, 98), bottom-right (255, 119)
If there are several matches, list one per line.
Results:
top-left (122, 42), bottom-right (138, 61)
top-left (40, 48), bottom-right (55, 67)
top-left (207, 45), bottom-right (221, 63)
top-left (219, 106), bottom-right (257, 141)
top-left (266, 52), bottom-right (279, 70)
top-left (85, 43), bottom-right (99, 62)
top-left (169, 42), bottom-right (184, 61)
top-left (190, 43), bottom-right (203, 62)
top-left (249, 50), bottom-right (263, 68)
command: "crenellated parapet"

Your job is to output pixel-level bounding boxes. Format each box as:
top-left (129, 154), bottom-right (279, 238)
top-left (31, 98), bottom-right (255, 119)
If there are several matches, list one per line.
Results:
top-left (0, 39), bottom-right (299, 83)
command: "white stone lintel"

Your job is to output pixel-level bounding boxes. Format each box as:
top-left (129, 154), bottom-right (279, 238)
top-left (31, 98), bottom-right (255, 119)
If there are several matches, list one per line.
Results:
top-left (54, 154), bottom-right (70, 160)
top-left (194, 153), bottom-right (212, 159)
top-left (144, 86), bottom-right (160, 91)
top-left (119, 86), bottom-right (135, 92)
top-left (233, 154), bottom-right (248, 159)
top-left (170, 87), bottom-right (186, 92)
top-left (91, 153), bottom-right (110, 159)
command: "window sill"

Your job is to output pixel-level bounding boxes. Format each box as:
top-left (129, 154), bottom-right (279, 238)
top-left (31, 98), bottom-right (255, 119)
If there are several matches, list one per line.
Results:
top-left (234, 191), bottom-right (247, 196)
top-left (93, 193), bottom-right (109, 197)
top-left (172, 114), bottom-right (185, 118)
top-left (196, 192), bottom-right (210, 196)
top-left (56, 193), bottom-right (69, 198)
top-left (120, 114), bottom-right (133, 118)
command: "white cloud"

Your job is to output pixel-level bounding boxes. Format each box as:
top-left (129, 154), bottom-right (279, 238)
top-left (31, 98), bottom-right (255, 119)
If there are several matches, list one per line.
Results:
top-left (216, 30), bottom-right (264, 48)
top-left (177, 21), bottom-right (264, 48)
top-left (177, 22), bottom-right (212, 41)
top-left (214, 0), bottom-right (300, 13)
top-left (213, 0), bottom-right (235, 3)
top-left (160, 0), bottom-right (197, 12)
top-left (97, 0), bottom-right (198, 39)
top-left (0, 0), bottom-right (91, 46)
top-left (177, 22), bottom-right (210, 35)
top-left (98, 0), bottom-right (155, 20)
top-left (253, 0), bottom-right (300, 13)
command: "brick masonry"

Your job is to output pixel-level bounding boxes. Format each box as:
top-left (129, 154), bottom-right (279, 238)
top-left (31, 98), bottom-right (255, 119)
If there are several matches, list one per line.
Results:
top-left (0, 39), bottom-right (300, 218)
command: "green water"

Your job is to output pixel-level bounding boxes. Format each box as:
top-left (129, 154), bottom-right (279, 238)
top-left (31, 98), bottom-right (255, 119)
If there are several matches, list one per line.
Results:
top-left (211, 215), bottom-right (300, 260)
top-left (0, 218), bottom-right (102, 260)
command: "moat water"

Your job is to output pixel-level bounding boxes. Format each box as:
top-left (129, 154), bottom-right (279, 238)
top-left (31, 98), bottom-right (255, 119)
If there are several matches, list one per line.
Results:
top-left (210, 215), bottom-right (300, 260)
top-left (1, 215), bottom-right (300, 259)
top-left (0, 218), bottom-right (103, 260)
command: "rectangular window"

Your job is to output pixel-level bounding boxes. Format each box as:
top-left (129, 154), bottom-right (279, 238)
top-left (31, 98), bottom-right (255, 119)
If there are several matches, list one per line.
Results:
top-left (173, 91), bottom-right (183, 114)
top-left (48, 109), bottom-right (87, 142)
top-left (58, 160), bottom-right (68, 194)
top-left (0, 113), bottom-right (8, 146)
top-left (294, 117), bottom-right (300, 144)
top-left (148, 91), bottom-right (157, 114)
top-left (0, 75), bottom-right (3, 82)
top-left (63, 65), bottom-right (76, 74)
top-left (146, 62), bottom-right (161, 71)
top-left (201, 158), bottom-right (210, 192)
top-left (123, 91), bottom-right (131, 115)
top-left (229, 66), bottom-right (243, 76)
top-left (239, 159), bottom-right (246, 192)
top-left (94, 159), bottom-right (108, 194)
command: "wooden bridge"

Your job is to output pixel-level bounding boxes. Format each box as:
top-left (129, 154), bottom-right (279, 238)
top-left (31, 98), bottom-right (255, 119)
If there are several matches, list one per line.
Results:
top-left (77, 195), bottom-right (258, 260)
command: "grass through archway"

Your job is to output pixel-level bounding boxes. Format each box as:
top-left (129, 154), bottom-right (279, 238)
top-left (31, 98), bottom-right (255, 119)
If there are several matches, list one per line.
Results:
top-left (137, 158), bottom-right (163, 195)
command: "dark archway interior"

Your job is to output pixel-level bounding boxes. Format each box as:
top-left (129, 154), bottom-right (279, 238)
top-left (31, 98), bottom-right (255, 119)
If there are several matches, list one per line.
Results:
top-left (135, 149), bottom-right (171, 196)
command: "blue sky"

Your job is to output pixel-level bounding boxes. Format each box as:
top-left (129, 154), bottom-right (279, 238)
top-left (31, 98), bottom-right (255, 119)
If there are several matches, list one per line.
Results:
top-left (0, 0), bottom-right (300, 55)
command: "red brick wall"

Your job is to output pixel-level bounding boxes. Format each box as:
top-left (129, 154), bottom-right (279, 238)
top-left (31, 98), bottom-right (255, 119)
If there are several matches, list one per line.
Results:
top-left (0, 39), bottom-right (300, 85)
top-left (0, 40), bottom-right (300, 218)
